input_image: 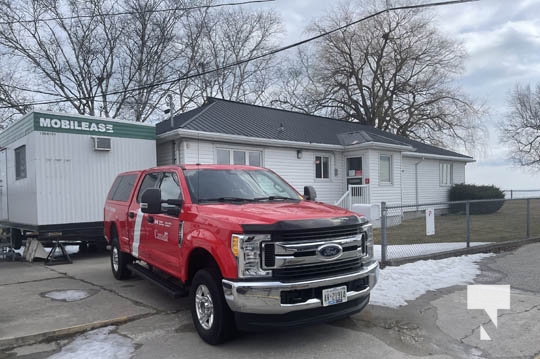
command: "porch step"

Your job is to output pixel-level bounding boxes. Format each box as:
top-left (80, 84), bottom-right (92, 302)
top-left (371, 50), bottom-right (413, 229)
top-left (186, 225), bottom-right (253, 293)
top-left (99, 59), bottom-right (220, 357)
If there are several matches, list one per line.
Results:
top-left (127, 263), bottom-right (187, 298)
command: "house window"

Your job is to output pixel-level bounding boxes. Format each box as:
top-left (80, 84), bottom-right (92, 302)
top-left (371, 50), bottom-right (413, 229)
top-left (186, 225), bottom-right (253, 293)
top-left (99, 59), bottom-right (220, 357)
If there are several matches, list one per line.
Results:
top-left (216, 149), bottom-right (230, 164)
top-left (379, 154), bottom-right (392, 184)
top-left (315, 155), bottom-right (329, 179)
top-left (440, 162), bottom-right (453, 186)
top-left (216, 148), bottom-right (262, 166)
top-left (15, 145), bottom-right (26, 180)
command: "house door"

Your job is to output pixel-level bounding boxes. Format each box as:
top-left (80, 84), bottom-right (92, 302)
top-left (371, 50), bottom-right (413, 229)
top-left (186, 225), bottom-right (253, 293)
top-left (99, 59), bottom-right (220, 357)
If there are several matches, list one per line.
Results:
top-left (0, 149), bottom-right (8, 221)
top-left (346, 157), bottom-right (363, 186)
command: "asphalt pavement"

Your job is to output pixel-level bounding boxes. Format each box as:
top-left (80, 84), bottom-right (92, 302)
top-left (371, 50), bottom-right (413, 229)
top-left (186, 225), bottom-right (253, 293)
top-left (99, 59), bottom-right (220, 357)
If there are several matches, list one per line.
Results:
top-left (1, 243), bottom-right (539, 359)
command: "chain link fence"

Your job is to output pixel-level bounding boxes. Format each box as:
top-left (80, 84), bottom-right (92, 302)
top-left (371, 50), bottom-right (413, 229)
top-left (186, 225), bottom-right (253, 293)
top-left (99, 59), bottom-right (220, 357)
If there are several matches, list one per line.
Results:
top-left (504, 189), bottom-right (540, 199)
top-left (376, 197), bottom-right (540, 265)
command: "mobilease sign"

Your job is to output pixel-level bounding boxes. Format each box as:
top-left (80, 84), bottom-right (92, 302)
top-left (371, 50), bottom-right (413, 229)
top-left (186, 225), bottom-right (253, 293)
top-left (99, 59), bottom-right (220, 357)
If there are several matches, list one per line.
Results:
top-left (38, 117), bottom-right (114, 134)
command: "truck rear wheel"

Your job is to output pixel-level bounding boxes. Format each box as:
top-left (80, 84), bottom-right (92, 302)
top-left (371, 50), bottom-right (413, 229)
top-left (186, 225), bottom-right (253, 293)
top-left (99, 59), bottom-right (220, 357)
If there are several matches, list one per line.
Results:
top-left (190, 268), bottom-right (235, 345)
top-left (111, 238), bottom-right (132, 280)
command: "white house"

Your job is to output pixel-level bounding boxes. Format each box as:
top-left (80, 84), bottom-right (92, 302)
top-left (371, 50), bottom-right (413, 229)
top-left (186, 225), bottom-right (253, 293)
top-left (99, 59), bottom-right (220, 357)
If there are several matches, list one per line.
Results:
top-left (156, 98), bottom-right (474, 212)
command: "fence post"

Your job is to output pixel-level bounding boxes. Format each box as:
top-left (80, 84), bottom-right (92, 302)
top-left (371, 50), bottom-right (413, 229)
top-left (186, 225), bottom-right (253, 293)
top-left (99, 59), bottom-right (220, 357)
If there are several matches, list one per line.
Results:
top-left (510, 190), bottom-right (513, 199)
top-left (381, 202), bottom-right (387, 264)
top-left (466, 201), bottom-right (470, 248)
top-left (526, 198), bottom-right (530, 238)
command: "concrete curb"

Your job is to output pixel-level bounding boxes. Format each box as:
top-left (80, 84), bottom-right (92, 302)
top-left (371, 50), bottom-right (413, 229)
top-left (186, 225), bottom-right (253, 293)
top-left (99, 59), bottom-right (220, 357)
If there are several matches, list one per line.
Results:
top-left (0, 313), bottom-right (152, 351)
top-left (380, 237), bottom-right (540, 267)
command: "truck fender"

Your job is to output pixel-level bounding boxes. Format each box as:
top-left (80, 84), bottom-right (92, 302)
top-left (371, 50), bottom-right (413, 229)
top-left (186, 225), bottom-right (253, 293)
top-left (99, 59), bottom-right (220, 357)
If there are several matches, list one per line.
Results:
top-left (184, 229), bottom-right (237, 281)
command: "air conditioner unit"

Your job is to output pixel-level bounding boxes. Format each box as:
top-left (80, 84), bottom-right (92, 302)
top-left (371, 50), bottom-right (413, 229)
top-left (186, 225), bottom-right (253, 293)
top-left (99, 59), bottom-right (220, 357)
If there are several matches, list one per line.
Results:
top-left (92, 137), bottom-right (111, 151)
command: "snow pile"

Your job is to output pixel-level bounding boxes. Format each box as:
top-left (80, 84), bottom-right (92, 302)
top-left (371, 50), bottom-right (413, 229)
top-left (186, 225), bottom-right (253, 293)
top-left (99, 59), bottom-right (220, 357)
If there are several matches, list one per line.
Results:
top-left (49, 326), bottom-right (134, 359)
top-left (45, 290), bottom-right (91, 302)
top-left (370, 253), bottom-right (493, 308)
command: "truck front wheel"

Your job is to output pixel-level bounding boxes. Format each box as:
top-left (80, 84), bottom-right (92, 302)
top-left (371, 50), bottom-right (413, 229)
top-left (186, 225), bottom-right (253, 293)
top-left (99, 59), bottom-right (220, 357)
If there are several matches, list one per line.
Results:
top-left (111, 238), bottom-right (132, 280)
top-left (190, 269), bottom-right (235, 344)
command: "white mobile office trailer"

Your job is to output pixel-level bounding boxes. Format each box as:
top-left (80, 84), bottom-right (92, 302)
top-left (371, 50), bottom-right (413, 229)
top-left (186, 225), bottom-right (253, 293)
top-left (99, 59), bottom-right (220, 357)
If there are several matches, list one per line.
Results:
top-left (0, 111), bottom-right (156, 248)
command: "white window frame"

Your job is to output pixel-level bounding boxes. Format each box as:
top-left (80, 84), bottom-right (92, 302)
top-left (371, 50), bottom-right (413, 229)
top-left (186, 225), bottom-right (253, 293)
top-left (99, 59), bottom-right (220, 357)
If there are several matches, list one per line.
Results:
top-left (215, 147), bottom-right (263, 167)
top-left (439, 162), bottom-right (453, 186)
top-left (314, 154), bottom-right (330, 180)
top-left (379, 154), bottom-right (393, 185)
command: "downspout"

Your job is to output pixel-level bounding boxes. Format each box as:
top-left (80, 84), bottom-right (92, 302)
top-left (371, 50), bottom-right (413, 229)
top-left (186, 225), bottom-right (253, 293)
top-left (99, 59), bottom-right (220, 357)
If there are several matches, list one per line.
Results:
top-left (415, 157), bottom-right (425, 211)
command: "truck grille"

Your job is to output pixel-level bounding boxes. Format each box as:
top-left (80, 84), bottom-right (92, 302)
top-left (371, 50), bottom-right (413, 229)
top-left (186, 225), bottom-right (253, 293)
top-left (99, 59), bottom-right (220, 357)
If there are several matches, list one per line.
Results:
top-left (273, 257), bottom-right (363, 281)
top-left (263, 224), bottom-right (368, 281)
top-left (272, 224), bottom-right (361, 242)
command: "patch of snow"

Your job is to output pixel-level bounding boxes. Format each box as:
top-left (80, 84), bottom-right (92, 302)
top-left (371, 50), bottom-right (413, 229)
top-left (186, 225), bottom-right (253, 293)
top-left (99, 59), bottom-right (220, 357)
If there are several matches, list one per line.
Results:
top-left (373, 242), bottom-right (491, 261)
top-left (48, 326), bottom-right (134, 359)
top-left (370, 253), bottom-right (493, 308)
top-left (44, 290), bottom-right (91, 302)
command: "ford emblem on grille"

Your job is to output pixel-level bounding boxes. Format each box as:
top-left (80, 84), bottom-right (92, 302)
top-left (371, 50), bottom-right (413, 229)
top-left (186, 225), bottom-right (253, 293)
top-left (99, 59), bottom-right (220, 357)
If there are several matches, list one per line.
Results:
top-left (317, 243), bottom-right (343, 260)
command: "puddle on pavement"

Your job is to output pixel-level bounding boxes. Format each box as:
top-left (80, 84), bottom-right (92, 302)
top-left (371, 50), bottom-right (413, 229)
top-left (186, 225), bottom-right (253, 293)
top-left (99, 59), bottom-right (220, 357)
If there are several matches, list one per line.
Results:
top-left (41, 289), bottom-right (99, 302)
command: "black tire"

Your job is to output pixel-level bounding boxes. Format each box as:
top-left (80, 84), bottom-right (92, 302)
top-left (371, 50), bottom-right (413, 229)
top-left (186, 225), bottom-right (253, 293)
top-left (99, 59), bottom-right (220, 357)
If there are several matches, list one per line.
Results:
top-left (111, 237), bottom-right (132, 280)
top-left (190, 268), bottom-right (236, 345)
top-left (11, 229), bottom-right (23, 250)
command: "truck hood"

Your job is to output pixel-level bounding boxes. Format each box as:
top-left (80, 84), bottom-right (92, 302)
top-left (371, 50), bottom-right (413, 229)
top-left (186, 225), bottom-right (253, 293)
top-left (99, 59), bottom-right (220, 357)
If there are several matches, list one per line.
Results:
top-left (195, 200), bottom-right (357, 226)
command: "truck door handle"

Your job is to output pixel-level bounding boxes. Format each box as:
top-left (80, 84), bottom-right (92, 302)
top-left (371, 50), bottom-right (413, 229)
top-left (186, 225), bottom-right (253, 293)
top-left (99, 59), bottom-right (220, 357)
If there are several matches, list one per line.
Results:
top-left (147, 216), bottom-right (154, 224)
top-left (128, 212), bottom-right (135, 219)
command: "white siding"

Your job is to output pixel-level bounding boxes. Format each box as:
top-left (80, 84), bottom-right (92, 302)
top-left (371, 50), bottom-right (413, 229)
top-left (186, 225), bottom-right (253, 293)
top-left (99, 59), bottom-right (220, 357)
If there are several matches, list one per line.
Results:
top-left (178, 138), bottom-right (345, 204)
top-left (401, 157), bottom-right (467, 205)
top-left (157, 141), bottom-right (175, 165)
top-left (5, 133), bottom-right (39, 225)
top-left (182, 140), bottom-right (214, 164)
top-left (167, 136), bottom-right (470, 208)
top-left (368, 149), bottom-right (402, 206)
top-left (34, 133), bottom-right (156, 225)
top-left (264, 148), bottom-right (345, 204)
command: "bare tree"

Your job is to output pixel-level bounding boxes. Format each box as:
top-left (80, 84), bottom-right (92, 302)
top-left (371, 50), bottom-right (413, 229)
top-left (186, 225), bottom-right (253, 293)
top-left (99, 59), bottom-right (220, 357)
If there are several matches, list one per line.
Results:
top-left (274, 1), bottom-right (484, 149)
top-left (0, 0), bottom-right (282, 121)
top-left (193, 7), bottom-right (282, 105)
top-left (117, 0), bottom-right (201, 122)
top-left (501, 84), bottom-right (540, 169)
top-left (0, 0), bottom-right (123, 116)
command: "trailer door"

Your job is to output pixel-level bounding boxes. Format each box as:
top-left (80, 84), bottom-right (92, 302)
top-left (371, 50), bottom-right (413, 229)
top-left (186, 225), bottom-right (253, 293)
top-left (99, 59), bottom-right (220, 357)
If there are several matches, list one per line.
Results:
top-left (0, 149), bottom-right (7, 221)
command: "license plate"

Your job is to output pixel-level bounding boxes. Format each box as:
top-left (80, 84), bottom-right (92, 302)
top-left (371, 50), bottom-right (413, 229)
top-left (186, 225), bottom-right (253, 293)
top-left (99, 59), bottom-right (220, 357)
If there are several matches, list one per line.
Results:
top-left (322, 286), bottom-right (347, 307)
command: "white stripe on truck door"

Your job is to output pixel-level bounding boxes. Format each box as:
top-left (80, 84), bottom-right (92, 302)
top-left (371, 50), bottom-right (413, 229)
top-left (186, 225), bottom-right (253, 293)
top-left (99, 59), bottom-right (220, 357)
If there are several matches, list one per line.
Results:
top-left (132, 209), bottom-right (143, 257)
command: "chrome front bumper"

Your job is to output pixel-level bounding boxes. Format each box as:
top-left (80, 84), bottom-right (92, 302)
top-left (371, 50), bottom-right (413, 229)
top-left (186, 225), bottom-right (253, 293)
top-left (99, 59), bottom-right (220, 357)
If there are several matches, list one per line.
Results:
top-left (222, 260), bottom-right (379, 314)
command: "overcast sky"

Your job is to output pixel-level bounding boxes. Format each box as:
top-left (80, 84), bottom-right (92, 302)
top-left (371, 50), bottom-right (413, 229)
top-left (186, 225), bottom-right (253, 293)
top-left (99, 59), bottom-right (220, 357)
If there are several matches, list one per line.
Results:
top-left (256, 0), bottom-right (540, 190)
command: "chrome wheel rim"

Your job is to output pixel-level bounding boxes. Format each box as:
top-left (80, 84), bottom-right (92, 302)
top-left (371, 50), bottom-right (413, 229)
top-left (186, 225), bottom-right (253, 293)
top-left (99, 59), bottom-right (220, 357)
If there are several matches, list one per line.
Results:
top-left (112, 246), bottom-right (119, 272)
top-left (195, 284), bottom-right (214, 330)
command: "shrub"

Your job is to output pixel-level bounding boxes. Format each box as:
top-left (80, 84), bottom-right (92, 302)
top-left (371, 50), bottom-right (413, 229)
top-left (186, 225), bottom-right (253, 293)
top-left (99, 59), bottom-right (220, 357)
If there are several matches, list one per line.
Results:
top-left (449, 184), bottom-right (505, 214)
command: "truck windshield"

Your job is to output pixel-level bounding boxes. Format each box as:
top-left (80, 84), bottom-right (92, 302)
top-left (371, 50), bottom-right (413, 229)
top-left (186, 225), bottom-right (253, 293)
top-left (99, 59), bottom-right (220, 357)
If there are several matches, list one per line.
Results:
top-left (183, 169), bottom-right (301, 204)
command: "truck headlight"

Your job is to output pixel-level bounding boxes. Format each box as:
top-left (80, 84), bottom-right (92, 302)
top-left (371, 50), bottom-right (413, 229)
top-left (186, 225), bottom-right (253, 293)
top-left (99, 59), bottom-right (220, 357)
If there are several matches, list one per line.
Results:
top-left (231, 234), bottom-right (272, 278)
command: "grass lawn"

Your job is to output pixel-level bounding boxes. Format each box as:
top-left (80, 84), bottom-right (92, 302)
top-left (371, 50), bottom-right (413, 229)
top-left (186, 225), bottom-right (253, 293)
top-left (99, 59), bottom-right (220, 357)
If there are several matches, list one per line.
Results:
top-left (374, 199), bottom-right (540, 246)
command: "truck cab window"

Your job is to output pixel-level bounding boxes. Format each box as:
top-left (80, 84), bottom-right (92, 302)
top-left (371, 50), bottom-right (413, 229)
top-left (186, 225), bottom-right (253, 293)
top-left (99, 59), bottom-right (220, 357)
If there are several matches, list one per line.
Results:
top-left (160, 172), bottom-right (181, 208)
top-left (137, 172), bottom-right (161, 203)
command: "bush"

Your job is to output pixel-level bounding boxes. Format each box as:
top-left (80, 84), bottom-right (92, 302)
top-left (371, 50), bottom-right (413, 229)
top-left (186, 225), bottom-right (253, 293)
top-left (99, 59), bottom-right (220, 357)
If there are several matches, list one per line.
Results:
top-left (449, 184), bottom-right (505, 215)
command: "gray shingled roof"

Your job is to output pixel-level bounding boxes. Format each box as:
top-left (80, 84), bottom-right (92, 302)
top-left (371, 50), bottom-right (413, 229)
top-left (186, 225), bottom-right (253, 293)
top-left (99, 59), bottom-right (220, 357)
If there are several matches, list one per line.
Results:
top-left (156, 98), bottom-right (472, 159)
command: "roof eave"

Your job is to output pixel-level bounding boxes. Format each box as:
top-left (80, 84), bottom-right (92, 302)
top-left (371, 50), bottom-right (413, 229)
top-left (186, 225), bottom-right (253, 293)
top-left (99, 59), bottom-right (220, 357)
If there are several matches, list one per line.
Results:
top-left (157, 128), bottom-right (344, 150)
top-left (402, 151), bottom-right (475, 163)
top-left (344, 142), bottom-right (415, 152)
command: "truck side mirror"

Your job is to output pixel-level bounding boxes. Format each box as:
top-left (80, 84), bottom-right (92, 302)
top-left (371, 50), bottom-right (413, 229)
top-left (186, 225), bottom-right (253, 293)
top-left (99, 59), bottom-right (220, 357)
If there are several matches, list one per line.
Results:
top-left (304, 186), bottom-right (317, 201)
top-left (140, 188), bottom-right (162, 214)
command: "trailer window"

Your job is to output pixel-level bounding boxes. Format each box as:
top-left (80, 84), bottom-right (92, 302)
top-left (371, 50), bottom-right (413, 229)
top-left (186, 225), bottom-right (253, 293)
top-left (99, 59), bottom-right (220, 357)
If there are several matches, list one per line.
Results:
top-left (108, 174), bottom-right (138, 202)
top-left (15, 145), bottom-right (26, 180)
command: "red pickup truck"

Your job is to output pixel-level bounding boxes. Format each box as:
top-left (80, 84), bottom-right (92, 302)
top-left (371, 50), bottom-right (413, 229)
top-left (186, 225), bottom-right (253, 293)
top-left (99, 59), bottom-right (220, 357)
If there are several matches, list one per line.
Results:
top-left (104, 164), bottom-right (378, 344)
